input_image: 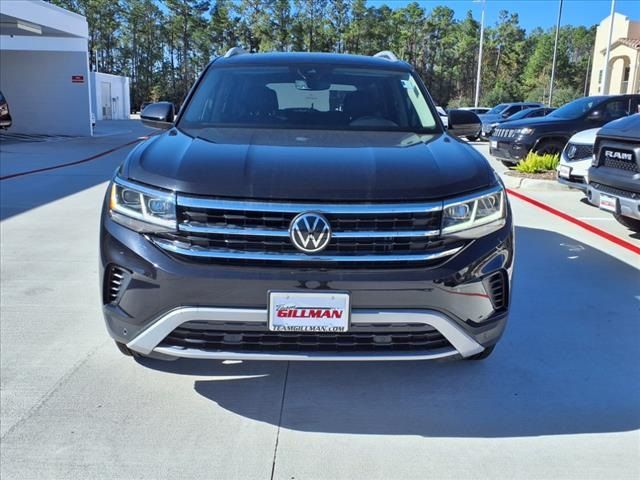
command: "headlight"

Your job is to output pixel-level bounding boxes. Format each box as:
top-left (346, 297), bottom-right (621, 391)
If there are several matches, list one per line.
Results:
top-left (109, 177), bottom-right (176, 231)
top-left (516, 127), bottom-right (535, 136)
top-left (442, 188), bottom-right (505, 235)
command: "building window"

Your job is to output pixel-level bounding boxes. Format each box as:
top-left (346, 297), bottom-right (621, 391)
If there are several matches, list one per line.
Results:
top-left (623, 66), bottom-right (630, 82)
top-left (598, 69), bottom-right (603, 84)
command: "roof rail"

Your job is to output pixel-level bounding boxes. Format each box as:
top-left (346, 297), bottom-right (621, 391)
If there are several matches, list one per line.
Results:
top-left (224, 46), bottom-right (248, 58)
top-left (373, 50), bottom-right (399, 62)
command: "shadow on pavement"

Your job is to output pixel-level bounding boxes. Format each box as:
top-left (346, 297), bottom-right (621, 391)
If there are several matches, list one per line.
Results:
top-left (138, 225), bottom-right (640, 438)
top-left (0, 121), bottom-right (151, 221)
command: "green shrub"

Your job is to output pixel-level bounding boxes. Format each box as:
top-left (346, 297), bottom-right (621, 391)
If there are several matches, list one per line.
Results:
top-left (515, 152), bottom-right (560, 173)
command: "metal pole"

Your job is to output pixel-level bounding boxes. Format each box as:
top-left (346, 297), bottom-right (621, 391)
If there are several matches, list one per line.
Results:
top-left (548, 0), bottom-right (563, 107)
top-left (602, 0), bottom-right (616, 94)
top-left (474, 0), bottom-right (485, 108)
top-left (584, 51), bottom-right (591, 96)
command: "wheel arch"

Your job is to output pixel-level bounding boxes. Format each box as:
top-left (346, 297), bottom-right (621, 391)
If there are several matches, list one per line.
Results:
top-left (532, 135), bottom-right (570, 153)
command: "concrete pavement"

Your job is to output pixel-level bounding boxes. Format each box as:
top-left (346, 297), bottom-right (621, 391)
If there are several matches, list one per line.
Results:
top-left (1, 128), bottom-right (638, 479)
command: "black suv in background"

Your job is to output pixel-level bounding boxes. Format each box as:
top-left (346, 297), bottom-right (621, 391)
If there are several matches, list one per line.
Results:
top-left (587, 114), bottom-right (640, 232)
top-left (490, 95), bottom-right (640, 165)
top-left (101, 50), bottom-right (512, 363)
top-left (479, 102), bottom-right (543, 138)
top-left (484, 107), bottom-right (555, 137)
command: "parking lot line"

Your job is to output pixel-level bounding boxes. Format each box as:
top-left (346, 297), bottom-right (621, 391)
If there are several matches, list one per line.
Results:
top-left (506, 188), bottom-right (640, 255)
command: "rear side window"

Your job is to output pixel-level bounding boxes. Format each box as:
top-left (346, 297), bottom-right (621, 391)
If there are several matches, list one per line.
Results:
top-left (603, 99), bottom-right (630, 120)
top-left (504, 106), bottom-right (521, 116)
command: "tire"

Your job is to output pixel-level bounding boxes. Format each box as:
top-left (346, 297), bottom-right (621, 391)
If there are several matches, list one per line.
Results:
top-left (114, 341), bottom-right (141, 358)
top-left (614, 214), bottom-right (640, 232)
top-left (466, 135), bottom-right (479, 142)
top-left (466, 345), bottom-right (495, 360)
top-left (501, 160), bottom-right (516, 168)
top-left (534, 139), bottom-right (564, 156)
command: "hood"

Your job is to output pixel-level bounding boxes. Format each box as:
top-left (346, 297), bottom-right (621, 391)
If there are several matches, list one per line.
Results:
top-left (569, 128), bottom-right (599, 144)
top-left (123, 128), bottom-right (494, 202)
top-left (498, 116), bottom-right (567, 129)
top-left (598, 113), bottom-right (640, 139)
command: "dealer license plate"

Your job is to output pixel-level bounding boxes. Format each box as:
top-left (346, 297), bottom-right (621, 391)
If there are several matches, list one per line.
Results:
top-left (268, 292), bottom-right (350, 332)
top-left (558, 165), bottom-right (571, 178)
top-left (599, 194), bottom-right (618, 213)
top-left (490, 140), bottom-right (498, 149)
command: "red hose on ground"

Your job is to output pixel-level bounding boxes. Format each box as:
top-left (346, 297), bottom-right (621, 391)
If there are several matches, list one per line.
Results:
top-left (0, 137), bottom-right (148, 181)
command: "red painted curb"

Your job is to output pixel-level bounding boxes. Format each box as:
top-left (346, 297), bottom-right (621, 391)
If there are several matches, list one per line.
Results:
top-left (506, 188), bottom-right (640, 255)
top-left (0, 136), bottom-right (149, 181)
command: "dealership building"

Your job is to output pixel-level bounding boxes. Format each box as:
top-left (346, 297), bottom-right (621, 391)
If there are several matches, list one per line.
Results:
top-left (589, 12), bottom-right (640, 96)
top-left (0, 0), bottom-right (130, 136)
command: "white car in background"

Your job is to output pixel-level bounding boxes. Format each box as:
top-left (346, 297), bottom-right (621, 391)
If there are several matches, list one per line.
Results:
top-left (557, 128), bottom-right (599, 191)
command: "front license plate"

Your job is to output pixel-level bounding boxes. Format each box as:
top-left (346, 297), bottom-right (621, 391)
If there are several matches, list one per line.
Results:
top-left (599, 194), bottom-right (618, 213)
top-left (490, 140), bottom-right (498, 149)
top-left (558, 165), bottom-right (571, 178)
top-left (268, 292), bottom-right (350, 332)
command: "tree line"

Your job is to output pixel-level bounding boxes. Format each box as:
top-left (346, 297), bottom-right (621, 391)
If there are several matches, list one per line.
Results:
top-left (49, 0), bottom-right (596, 111)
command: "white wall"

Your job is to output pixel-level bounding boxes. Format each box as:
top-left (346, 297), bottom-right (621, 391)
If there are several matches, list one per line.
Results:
top-left (90, 72), bottom-right (131, 120)
top-left (0, 50), bottom-right (92, 136)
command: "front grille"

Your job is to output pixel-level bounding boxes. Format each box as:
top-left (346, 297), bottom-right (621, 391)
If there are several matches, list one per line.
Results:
top-left (484, 271), bottom-right (507, 311)
top-left (104, 265), bottom-right (129, 304)
top-left (150, 194), bottom-right (473, 266)
top-left (589, 182), bottom-right (639, 200)
top-left (161, 321), bottom-right (452, 353)
top-left (565, 143), bottom-right (593, 161)
top-left (602, 156), bottom-right (638, 172)
top-left (494, 128), bottom-right (516, 138)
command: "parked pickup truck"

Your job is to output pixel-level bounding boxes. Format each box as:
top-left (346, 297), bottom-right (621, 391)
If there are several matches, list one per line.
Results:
top-left (587, 114), bottom-right (640, 232)
top-left (100, 49), bottom-right (512, 363)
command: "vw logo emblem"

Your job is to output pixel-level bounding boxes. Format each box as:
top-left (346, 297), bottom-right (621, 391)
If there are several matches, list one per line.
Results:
top-left (289, 212), bottom-right (332, 253)
top-left (567, 145), bottom-right (577, 159)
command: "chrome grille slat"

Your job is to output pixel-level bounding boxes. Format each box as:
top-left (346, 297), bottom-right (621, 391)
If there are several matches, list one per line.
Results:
top-left (178, 222), bottom-right (439, 238)
top-left (151, 238), bottom-right (463, 263)
top-left (177, 195), bottom-right (443, 214)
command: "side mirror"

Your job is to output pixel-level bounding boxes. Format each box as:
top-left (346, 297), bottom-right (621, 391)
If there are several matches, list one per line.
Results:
top-left (140, 102), bottom-right (175, 129)
top-left (0, 98), bottom-right (11, 129)
top-left (447, 109), bottom-right (481, 138)
top-left (587, 110), bottom-right (603, 121)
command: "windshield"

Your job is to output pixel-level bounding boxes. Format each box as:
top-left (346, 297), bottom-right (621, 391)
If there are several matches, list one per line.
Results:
top-left (178, 65), bottom-right (438, 133)
top-left (488, 103), bottom-right (509, 115)
top-left (549, 96), bottom-right (607, 119)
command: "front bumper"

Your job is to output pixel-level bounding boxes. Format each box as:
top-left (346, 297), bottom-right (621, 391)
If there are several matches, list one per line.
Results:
top-left (587, 184), bottom-right (640, 220)
top-left (100, 209), bottom-right (514, 361)
top-left (557, 172), bottom-right (587, 191)
top-left (588, 167), bottom-right (640, 220)
top-left (489, 138), bottom-right (533, 164)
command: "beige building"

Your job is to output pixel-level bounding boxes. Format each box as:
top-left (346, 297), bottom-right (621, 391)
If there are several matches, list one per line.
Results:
top-left (589, 12), bottom-right (640, 96)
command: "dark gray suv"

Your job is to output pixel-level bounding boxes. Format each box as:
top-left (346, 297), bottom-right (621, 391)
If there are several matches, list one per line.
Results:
top-left (101, 50), bottom-right (513, 362)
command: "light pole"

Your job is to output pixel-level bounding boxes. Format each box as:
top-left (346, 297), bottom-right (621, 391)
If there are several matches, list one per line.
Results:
top-left (602, 0), bottom-right (616, 94)
top-left (474, 0), bottom-right (486, 108)
top-left (548, 0), bottom-right (563, 107)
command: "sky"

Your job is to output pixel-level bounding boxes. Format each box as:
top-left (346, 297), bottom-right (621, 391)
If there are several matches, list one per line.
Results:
top-left (367, 0), bottom-right (640, 33)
